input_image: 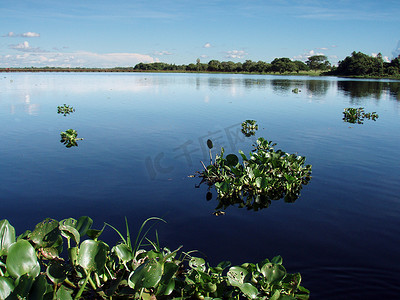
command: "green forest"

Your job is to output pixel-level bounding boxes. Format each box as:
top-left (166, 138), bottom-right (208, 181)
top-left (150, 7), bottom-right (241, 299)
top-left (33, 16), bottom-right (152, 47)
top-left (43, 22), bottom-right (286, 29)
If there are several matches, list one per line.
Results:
top-left (2, 51), bottom-right (400, 78)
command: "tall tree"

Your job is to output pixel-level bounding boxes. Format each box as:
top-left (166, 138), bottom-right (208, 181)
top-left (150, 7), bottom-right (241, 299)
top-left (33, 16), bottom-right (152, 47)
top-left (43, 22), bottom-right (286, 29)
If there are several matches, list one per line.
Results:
top-left (306, 55), bottom-right (331, 71)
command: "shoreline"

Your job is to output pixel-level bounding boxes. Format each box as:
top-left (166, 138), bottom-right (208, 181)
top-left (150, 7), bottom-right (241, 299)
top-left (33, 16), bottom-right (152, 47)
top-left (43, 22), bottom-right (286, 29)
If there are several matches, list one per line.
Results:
top-left (1, 68), bottom-right (400, 80)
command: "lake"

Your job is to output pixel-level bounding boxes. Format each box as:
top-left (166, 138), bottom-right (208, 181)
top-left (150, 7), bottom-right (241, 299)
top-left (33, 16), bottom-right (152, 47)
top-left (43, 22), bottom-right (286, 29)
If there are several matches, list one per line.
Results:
top-left (0, 72), bottom-right (399, 299)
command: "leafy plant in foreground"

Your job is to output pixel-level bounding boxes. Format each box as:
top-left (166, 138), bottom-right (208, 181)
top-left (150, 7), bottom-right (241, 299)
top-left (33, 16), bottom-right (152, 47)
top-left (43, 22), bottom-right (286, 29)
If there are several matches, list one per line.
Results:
top-left (342, 107), bottom-right (379, 124)
top-left (57, 104), bottom-right (75, 116)
top-left (0, 217), bottom-right (309, 299)
top-left (241, 120), bottom-right (258, 137)
top-left (199, 137), bottom-right (312, 212)
top-left (60, 129), bottom-right (83, 148)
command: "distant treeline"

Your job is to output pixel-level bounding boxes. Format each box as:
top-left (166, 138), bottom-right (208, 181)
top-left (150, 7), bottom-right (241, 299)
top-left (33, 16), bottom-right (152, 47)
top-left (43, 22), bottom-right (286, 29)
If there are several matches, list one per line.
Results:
top-left (134, 52), bottom-right (400, 78)
top-left (1, 52), bottom-right (399, 78)
top-left (327, 51), bottom-right (400, 77)
top-left (134, 55), bottom-right (330, 74)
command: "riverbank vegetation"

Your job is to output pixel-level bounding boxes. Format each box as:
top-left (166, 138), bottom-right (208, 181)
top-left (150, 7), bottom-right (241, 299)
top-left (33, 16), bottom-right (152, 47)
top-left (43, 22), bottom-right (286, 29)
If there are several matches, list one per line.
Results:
top-left (327, 51), bottom-right (400, 78)
top-left (0, 217), bottom-right (310, 299)
top-left (1, 52), bottom-right (399, 78)
top-left (198, 136), bottom-right (312, 212)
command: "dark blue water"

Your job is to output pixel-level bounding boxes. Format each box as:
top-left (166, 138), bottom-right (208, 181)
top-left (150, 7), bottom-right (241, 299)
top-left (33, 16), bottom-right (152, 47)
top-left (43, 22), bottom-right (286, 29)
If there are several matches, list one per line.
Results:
top-left (1, 73), bottom-right (399, 299)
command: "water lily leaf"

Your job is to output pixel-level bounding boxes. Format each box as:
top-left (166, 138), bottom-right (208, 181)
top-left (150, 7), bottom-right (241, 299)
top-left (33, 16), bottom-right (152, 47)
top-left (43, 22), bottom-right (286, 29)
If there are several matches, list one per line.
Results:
top-left (6, 240), bottom-right (40, 279)
top-left (218, 260), bottom-right (231, 269)
top-left (189, 257), bottom-right (206, 271)
top-left (113, 244), bottom-right (133, 263)
top-left (68, 247), bottom-right (78, 266)
top-left (207, 139), bottom-right (213, 149)
top-left (271, 255), bottom-right (283, 265)
top-left (46, 261), bottom-right (67, 284)
top-left (204, 282), bottom-right (217, 293)
top-left (156, 278), bottom-right (175, 296)
top-left (29, 274), bottom-right (49, 299)
top-left (226, 154), bottom-right (239, 166)
top-left (9, 274), bottom-right (35, 298)
top-left (128, 259), bottom-right (163, 289)
top-left (77, 240), bottom-right (109, 273)
top-left (29, 218), bottom-right (60, 248)
top-left (56, 285), bottom-right (73, 300)
top-left (0, 277), bottom-right (14, 299)
top-left (238, 282), bottom-right (258, 299)
top-left (261, 263), bottom-right (286, 284)
top-left (156, 262), bottom-right (179, 296)
top-left (0, 219), bottom-right (16, 256)
top-left (270, 289), bottom-right (281, 300)
top-left (60, 224), bottom-right (80, 246)
top-left (227, 266), bottom-right (249, 287)
top-left (238, 150), bottom-right (247, 160)
top-left (75, 216), bottom-right (93, 237)
top-left (86, 228), bottom-right (103, 240)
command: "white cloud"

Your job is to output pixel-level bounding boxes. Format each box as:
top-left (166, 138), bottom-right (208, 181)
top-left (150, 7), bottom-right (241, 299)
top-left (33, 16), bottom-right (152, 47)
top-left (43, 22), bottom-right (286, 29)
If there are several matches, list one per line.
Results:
top-left (392, 40), bottom-right (400, 58)
top-left (21, 32), bottom-right (40, 37)
top-left (154, 50), bottom-right (173, 56)
top-left (293, 49), bottom-right (325, 61)
top-left (225, 50), bottom-right (248, 59)
top-left (0, 51), bottom-right (155, 68)
top-left (13, 41), bottom-right (30, 50)
top-left (203, 43), bottom-right (211, 48)
top-left (371, 53), bottom-right (390, 62)
top-left (3, 32), bottom-right (16, 37)
top-left (10, 41), bottom-right (44, 52)
top-left (3, 31), bottom-right (40, 37)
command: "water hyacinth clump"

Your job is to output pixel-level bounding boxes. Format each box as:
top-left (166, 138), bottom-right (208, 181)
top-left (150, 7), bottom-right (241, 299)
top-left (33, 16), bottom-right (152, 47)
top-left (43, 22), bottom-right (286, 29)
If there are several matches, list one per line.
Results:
top-left (199, 137), bottom-right (312, 211)
top-left (0, 217), bottom-right (310, 299)
top-left (342, 107), bottom-right (379, 124)
top-left (60, 129), bottom-right (83, 148)
top-left (57, 104), bottom-right (75, 116)
top-left (241, 120), bottom-right (259, 137)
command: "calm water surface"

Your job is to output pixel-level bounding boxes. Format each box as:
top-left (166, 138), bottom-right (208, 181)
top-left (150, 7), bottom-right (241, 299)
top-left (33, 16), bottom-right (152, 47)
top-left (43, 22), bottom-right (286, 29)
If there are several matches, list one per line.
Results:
top-left (1, 73), bottom-right (399, 299)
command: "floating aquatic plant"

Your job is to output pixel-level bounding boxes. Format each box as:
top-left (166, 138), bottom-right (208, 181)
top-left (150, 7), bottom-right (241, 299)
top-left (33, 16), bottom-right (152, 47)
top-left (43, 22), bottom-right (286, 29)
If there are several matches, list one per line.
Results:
top-left (199, 137), bottom-right (312, 212)
top-left (343, 107), bottom-right (379, 124)
top-left (0, 217), bottom-right (310, 299)
top-left (60, 129), bottom-right (83, 148)
top-left (57, 104), bottom-right (75, 116)
top-left (241, 119), bottom-right (258, 137)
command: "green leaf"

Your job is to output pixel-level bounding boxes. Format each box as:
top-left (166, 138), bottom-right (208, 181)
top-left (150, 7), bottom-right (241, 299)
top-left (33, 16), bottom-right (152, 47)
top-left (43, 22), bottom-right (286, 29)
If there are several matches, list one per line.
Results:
top-left (0, 276), bottom-right (14, 300)
top-left (226, 154), bottom-right (239, 166)
top-left (189, 257), bottom-right (206, 272)
top-left (29, 218), bottom-right (60, 248)
top-left (75, 216), bottom-right (93, 237)
top-left (128, 259), bottom-right (163, 289)
top-left (261, 263), bottom-right (286, 284)
top-left (0, 219), bottom-right (16, 256)
top-left (6, 240), bottom-right (40, 279)
top-left (271, 255), bottom-right (283, 265)
top-left (227, 266), bottom-right (249, 287)
top-left (9, 274), bottom-right (35, 298)
top-left (60, 224), bottom-right (80, 245)
top-left (207, 139), bottom-right (213, 149)
top-left (113, 244), bottom-right (133, 263)
top-left (77, 240), bottom-right (109, 273)
top-left (56, 285), bottom-right (73, 300)
top-left (217, 260), bottom-right (231, 270)
top-left (239, 282), bottom-right (258, 299)
top-left (238, 150), bottom-right (248, 160)
top-left (29, 274), bottom-right (49, 300)
top-left (86, 229), bottom-right (103, 240)
top-left (156, 262), bottom-right (179, 296)
top-left (46, 261), bottom-right (67, 284)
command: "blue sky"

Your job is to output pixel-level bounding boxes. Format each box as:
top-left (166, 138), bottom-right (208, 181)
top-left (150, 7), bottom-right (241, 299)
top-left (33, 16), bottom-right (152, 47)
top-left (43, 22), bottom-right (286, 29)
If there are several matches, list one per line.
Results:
top-left (1, 0), bottom-right (400, 68)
